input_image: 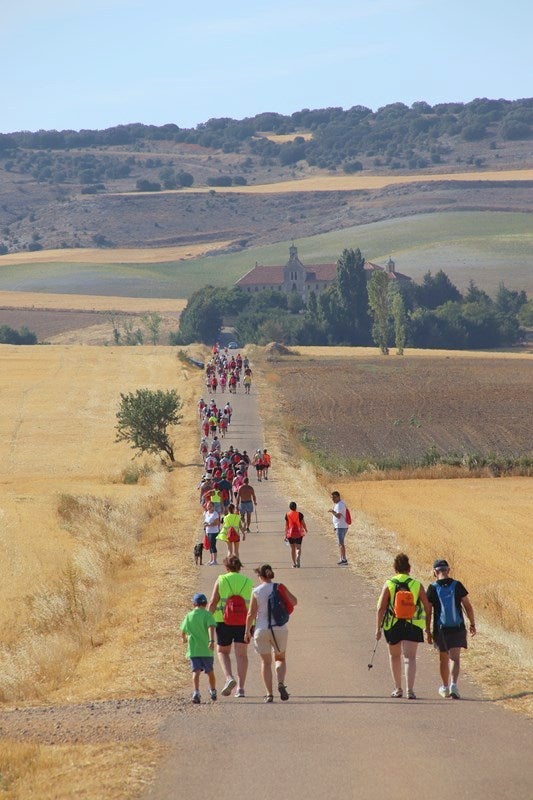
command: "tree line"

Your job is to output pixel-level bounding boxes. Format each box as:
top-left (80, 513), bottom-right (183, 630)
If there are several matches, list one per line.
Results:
top-left (171, 250), bottom-right (530, 352)
top-left (1, 97), bottom-right (531, 175)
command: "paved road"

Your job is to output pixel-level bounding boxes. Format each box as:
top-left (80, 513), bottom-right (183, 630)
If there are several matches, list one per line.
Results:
top-left (146, 385), bottom-right (533, 800)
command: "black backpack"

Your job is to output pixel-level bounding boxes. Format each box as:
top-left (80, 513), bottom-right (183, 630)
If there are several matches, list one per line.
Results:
top-left (267, 583), bottom-right (289, 628)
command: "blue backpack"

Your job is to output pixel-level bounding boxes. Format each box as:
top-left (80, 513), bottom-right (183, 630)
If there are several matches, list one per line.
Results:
top-left (268, 583), bottom-right (290, 628)
top-left (432, 580), bottom-right (462, 629)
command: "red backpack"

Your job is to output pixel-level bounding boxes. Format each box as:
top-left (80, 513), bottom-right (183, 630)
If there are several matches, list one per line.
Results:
top-left (223, 576), bottom-right (249, 626)
top-left (345, 508), bottom-right (352, 525)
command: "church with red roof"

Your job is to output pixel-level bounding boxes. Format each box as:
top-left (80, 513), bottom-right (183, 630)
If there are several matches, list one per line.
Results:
top-left (235, 244), bottom-right (411, 299)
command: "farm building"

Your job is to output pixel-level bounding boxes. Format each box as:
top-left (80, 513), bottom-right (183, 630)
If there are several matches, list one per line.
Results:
top-left (235, 245), bottom-right (411, 299)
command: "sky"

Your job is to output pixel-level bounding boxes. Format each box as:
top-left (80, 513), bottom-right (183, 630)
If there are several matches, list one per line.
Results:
top-left (1, 0), bottom-right (532, 134)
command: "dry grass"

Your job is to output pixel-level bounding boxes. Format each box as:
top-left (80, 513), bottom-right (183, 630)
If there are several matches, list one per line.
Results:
top-left (251, 345), bottom-right (533, 715)
top-left (0, 242), bottom-right (232, 266)
top-left (256, 131), bottom-right (314, 143)
top-left (0, 344), bottom-right (206, 797)
top-left (0, 740), bottom-right (163, 800)
top-left (178, 168), bottom-right (533, 194)
top-left (0, 291), bottom-right (186, 313)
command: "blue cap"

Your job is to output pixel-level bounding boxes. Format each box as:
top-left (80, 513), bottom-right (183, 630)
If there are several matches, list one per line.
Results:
top-left (192, 593), bottom-right (208, 605)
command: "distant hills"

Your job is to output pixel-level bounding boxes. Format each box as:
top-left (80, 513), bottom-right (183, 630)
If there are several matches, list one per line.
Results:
top-left (0, 98), bottom-right (531, 258)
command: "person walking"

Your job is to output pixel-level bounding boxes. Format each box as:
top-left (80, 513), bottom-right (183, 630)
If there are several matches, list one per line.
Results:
top-left (262, 449), bottom-right (271, 480)
top-left (328, 490), bottom-right (349, 565)
top-left (218, 503), bottom-right (244, 559)
top-left (208, 556), bottom-right (254, 698)
top-left (180, 593), bottom-right (217, 704)
top-left (376, 553), bottom-right (432, 699)
top-left (245, 564), bottom-right (298, 703)
top-left (236, 477), bottom-right (257, 533)
top-left (203, 501), bottom-right (220, 566)
top-left (284, 501), bottom-right (308, 568)
top-left (427, 558), bottom-right (476, 699)
top-left (252, 449), bottom-right (264, 482)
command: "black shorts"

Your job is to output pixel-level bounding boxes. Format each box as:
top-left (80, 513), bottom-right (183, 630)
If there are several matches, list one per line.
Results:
top-left (384, 621), bottom-right (424, 645)
top-left (216, 622), bottom-right (246, 647)
top-left (287, 536), bottom-right (303, 545)
top-left (433, 627), bottom-right (467, 652)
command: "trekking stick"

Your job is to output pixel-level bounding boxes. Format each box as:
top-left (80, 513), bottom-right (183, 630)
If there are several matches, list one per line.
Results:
top-left (368, 638), bottom-right (380, 670)
top-left (255, 507), bottom-right (259, 534)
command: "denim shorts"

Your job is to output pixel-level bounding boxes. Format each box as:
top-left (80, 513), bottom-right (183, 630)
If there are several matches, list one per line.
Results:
top-left (335, 527), bottom-right (348, 545)
top-left (239, 501), bottom-right (253, 514)
top-left (190, 656), bottom-right (214, 672)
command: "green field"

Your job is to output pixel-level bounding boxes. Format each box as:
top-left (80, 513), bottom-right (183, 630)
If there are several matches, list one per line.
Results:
top-left (0, 211), bottom-right (530, 298)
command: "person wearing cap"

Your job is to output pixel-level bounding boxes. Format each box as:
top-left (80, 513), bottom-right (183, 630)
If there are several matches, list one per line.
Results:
top-left (180, 593), bottom-right (217, 704)
top-left (427, 559), bottom-right (476, 699)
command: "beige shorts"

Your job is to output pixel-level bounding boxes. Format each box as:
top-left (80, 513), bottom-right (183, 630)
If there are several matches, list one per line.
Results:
top-left (254, 626), bottom-right (288, 655)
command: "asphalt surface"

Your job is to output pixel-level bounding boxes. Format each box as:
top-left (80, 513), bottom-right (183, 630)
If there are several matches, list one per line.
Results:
top-left (145, 383), bottom-right (533, 800)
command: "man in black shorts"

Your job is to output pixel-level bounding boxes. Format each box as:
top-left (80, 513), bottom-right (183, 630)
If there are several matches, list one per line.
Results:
top-left (427, 558), bottom-right (476, 699)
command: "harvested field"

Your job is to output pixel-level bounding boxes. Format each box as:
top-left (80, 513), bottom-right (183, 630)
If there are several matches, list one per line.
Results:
top-left (0, 306), bottom-right (183, 344)
top-left (178, 168), bottom-right (533, 194)
top-left (0, 292), bottom-right (186, 313)
top-left (0, 243), bottom-right (232, 266)
top-left (270, 349), bottom-right (533, 462)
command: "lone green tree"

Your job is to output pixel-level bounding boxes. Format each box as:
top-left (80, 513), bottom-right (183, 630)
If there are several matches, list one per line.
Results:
top-left (142, 312), bottom-right (163, 345)
top-left (391, 288), bottom-right (407, 355)
top-left (115, 389), bottom-right (183, 462)
top-left (367, 270), bottom-right (390, 354)
top-left (336, 248), bottom-right (371, 343)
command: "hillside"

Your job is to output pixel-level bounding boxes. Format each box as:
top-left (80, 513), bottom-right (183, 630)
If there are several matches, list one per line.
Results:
top-left (0, 99), bottom-right (531, 258)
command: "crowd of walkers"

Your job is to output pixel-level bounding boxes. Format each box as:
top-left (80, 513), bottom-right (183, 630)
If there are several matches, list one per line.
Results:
top-left (181, 344), bottom-right (295, 704)
top-left (181, 345), bottom-right (477, 705)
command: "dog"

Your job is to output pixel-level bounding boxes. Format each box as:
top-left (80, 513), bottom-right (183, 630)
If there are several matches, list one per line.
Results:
top-left (193, 542), bottom-right (204, 566)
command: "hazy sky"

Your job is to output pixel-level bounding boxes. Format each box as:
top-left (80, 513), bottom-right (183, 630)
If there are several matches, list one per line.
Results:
top-left (1, 0), bottom-right (531, 133)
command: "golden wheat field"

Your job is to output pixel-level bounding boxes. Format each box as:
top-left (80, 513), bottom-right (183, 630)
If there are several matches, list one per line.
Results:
top-left (180, 168), bottom-right (533, 194)
top-left (0, 291), bottom-right (187, 313)
top-left (0, 242), bottom-right (231, 266)
top-left (0, 345), bottom-right (194, 638)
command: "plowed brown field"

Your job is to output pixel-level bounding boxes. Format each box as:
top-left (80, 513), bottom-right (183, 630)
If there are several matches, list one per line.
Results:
top-left (272, 350), bottom-right (533, 460)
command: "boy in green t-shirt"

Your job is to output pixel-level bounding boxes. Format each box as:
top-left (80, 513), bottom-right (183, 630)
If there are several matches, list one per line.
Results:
top-left (180, 593), bottom-right (217, 704)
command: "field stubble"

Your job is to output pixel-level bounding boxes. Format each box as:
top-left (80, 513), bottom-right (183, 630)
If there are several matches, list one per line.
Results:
top-left (0, 345), bottom-right (206, 798)
top-left (252, 346), bottom-right (533, 715)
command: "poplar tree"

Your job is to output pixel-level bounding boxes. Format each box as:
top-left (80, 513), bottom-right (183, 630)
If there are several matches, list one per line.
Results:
top-left (367, 270), bottom-right (390, 354)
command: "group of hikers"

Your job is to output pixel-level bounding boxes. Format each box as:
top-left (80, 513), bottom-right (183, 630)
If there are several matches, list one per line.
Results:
top-left (182, 347), bottom-right (293, 703)
top-left (204, 347), bottom-right (253, 395)
top-left (181, 346), bottom-right (477, 705)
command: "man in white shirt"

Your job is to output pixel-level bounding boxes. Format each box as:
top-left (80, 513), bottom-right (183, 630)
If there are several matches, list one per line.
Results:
top-left (328, 490), bottom-right (348, 565)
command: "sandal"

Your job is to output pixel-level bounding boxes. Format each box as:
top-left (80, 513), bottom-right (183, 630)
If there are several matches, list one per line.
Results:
top-left (391, 688), bottom-right (403, 698)
top-left (264, 695), bottom-right (274, 703)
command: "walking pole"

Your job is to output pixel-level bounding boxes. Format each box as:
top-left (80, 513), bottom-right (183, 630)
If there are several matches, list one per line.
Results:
top-left (367, 638), bottom-right (380, 670)
top-left (255, 507), bottom-right (259, 534)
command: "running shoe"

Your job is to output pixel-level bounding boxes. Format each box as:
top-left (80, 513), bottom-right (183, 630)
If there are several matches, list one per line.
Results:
top-left (278, 683), bottom-right (289, 701)
top-left (209, 689), bottom-right (217, 701)
top-left (407, 690), bottom-right (417, 700)
top-left (192, 692), bottom-right (201, 704)
top-left (221, 677), bottom-right (236, 696)
top-left (391, 688), bottom-right (403, 698)
top-left (450, 683), bottom-right (461, 699)
top-left (264, 694), bottom-right (274, 703)
top-left (438, 685), bottom-right (451, 698)
top-left (337, 558), bottom-right (348, 565)
top-left (234, 688), bottom-right (245, 698)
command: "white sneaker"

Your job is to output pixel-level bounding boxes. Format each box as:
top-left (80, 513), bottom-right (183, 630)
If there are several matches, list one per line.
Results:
top-left (450, 683), bottom-right (461, 699)
top-left (438, 685), bottom-right (451, 698)
top-left (221, 677), bottom-right (236, 696)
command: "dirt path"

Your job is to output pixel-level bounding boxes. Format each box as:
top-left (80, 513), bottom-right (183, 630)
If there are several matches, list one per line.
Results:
top-left (145, 384), bottom-right (533, 800)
